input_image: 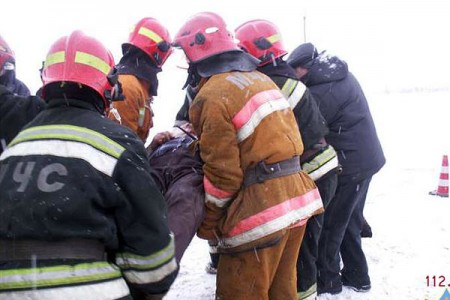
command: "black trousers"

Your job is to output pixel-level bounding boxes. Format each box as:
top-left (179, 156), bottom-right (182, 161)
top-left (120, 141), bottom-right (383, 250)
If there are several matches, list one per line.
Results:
top-left (296, 172), bottom-right (338, 294)
top-left (316, 176), bottom-right (372, 294)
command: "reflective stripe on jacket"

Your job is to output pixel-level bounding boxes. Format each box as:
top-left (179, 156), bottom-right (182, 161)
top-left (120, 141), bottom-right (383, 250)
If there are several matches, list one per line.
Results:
top-left (281, 77), bottom-right (306, 108)
top-left (301, 144), bottom-right (339, 181)
top-left (116, 234), bottom-right (177, 285)
top-left (0, 262), bottom-right (129, 300)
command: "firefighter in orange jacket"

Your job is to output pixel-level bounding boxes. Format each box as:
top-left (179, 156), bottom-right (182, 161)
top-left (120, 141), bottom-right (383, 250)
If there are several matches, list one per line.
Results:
top-left (109, 17), bottom-right (172, 142)
top-left (173, 12), bottom-right (323, 300)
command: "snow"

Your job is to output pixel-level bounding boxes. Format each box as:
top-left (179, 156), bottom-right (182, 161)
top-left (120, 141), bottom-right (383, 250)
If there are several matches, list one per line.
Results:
top-left (163, 90), bottom-right (450, 300)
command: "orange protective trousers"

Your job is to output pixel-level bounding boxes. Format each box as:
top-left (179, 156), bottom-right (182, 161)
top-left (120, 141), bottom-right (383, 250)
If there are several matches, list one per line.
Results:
top-left (215, 225), bottom-right (306, 300)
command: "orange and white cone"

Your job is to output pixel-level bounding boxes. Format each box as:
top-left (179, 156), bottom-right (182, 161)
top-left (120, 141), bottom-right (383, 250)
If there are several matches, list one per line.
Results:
top-left (429, 154), bottom-right (449, 197)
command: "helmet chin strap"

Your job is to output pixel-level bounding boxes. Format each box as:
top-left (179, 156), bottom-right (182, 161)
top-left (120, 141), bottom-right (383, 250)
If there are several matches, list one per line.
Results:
top-left (182, 64), bottom-right (202, 89)
top-left (105, 66), bottom-right (125, 102)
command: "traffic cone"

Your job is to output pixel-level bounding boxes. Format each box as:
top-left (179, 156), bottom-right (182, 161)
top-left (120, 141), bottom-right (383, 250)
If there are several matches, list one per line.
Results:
top-left (429, 154), bottom-right (449, 197)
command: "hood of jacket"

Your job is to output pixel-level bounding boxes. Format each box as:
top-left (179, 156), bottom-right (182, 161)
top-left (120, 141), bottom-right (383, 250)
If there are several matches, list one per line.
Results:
top-left (302, 52), bottom-right (348, 86)
top-left (116, 45), bottom-right (161, 96)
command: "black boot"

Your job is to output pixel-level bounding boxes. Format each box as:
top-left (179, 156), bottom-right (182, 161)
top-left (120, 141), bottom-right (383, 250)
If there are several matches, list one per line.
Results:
top-left (361, 217), bottom-right (372, 238)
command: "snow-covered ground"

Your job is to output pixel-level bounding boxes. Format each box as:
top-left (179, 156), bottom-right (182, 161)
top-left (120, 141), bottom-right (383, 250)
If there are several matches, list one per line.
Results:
top-left (164, 89), bottom-right (450, 300)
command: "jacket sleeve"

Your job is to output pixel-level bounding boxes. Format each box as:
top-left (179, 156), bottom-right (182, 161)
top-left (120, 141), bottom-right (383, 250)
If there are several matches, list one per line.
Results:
top-left (175, 84), bottom-right (199, 126)
top-left (112, 145), bottom-right (178, 295)
top-left (174, 92), bottom-right (191, 125)
top-left (293, 88), bottom-right (329, 150)
top-left (0, 85), bottom-right (46, 151)
top-left (190, 95), bottom-right (243, 240)
top-left (278, 78), bottom-right (329, 150)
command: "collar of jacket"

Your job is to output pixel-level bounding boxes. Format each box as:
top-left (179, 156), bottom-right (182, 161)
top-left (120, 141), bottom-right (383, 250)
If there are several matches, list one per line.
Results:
top-left (195, 51), bottom-right (259, 77)
top-left (257, 59), bottom-right (297, 80)
top-left (46, 98), bottom-right (101, 113)
top-left (184, 52), bottom-right (259, 89)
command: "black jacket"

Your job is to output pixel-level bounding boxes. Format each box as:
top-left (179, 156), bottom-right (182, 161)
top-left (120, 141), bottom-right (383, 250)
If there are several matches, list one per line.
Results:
top-left (0, 84), bottom-right (45, 154)
top-left (0, 98), bottom-right (177, 297)
top-left (258, 61), bottom-right (328, 150)
top-left (0, 70), bottom-right (31, 96)
top-left (175, 85), bottom-right (197, 125)
top-left (301, 53), bottom-right (385, 181)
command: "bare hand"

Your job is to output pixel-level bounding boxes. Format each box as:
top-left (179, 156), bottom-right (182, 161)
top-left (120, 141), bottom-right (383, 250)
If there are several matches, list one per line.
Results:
top-left (146, 131), bottom-right (173, 153)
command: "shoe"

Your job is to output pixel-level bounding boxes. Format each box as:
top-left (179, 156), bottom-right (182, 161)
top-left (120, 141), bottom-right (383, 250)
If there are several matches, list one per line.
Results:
top-left (361, 218), bottom-right (373, 238)
top-left (344, 283), bottom-right (371, 293)
top-left (205, 262), bottom-right (217, 274)
top-left (317, 279), bottom-right (342, 295)
top-left (317, 285), bottom-right (342, 295)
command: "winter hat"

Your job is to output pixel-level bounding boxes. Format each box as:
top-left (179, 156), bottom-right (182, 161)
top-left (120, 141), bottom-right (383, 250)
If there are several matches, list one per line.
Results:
top-left (287, 42), bottom-right (318, 69)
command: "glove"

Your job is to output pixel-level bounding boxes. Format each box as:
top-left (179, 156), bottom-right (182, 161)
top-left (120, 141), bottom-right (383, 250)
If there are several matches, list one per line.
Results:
top-left (196, 202), bottom-right (224, 241)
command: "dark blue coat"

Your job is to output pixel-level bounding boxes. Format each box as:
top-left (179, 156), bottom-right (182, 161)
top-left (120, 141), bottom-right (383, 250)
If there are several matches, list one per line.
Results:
top-left (301, 53), bottom-right (385, 181)
top-left (0, 84), bottom-right (45, 154)
top-left (0, 70), bottom-right (31, 96)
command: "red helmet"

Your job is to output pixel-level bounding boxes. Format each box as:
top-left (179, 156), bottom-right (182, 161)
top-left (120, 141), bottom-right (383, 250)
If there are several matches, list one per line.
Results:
top-left (0, 34), bottom-right (15, 74)
top-left (41, 30), bottom-right (115, 109)
top-left (124, 17), bottom-right (172, 67)
top-left (173, 12), bottom-right (241, 63)
top-left (235, 19), bottom-right (287, 66)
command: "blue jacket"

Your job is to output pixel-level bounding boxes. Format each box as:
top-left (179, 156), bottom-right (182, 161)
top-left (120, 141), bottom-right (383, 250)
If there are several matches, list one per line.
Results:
top-left (301, 53), bottom-right (385, 181)
top-left (0, 70), bottom-right (31, 96)
top-left (0, 84), bottom-right (45, 154)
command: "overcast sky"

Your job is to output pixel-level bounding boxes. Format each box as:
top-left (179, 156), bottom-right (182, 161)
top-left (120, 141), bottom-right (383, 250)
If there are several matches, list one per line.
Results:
top-left (2, 0), bottom-right (449, 95)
